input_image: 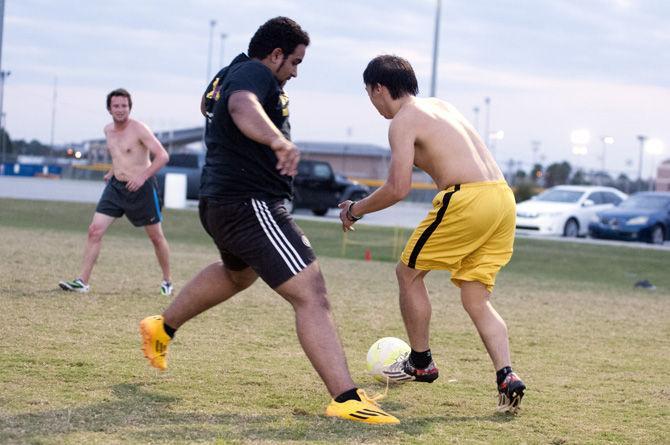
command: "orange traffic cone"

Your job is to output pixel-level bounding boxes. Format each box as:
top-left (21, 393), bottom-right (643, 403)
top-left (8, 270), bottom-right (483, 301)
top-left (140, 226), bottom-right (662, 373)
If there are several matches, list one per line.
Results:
top-left (364, 248), bottom-right (372, 261)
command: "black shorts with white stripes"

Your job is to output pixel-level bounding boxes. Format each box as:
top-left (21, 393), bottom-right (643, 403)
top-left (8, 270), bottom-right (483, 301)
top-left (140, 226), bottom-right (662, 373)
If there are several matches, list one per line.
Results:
top-left (199, 197), bottom-right (316, 288)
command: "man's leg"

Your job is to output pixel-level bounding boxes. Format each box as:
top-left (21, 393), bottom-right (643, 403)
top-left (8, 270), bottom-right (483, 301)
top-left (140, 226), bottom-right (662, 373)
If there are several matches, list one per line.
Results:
top-left (274, 261), bottom-right (355, 398)
top-left (79, 212), bottom-right (116, 283)
top-left (395, 262), bottom-right (432, 351)
top-left (163, 261), bottom-right (257, 329)
top-left (381, 262), bottom-right (439, 383)
top-left (140, 261), bottom-right (257, 370)
top-left (460, 280), bottom-right (510, 370)
top-left (144, 222), bottom-right (171, 282)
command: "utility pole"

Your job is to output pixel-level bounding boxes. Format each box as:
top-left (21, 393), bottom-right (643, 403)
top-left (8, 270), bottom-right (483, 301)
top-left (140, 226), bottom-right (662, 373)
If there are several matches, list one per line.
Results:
top-left (49, 77), bottom-right (58, 160)
top-left (202, 19), bottom-right (217, 148)
top-left (0, 0), bottom-right (8, 164)
top-left (637, 135), bottom-right (647, 188)
top-left (473, 106), bottom-right (480, 133)
top-left (484, 97), bottom-right (491, 148)
top-left (219, 33), bottom-right (228, 68)
top-left (430, 0), bottom-right (442, 97)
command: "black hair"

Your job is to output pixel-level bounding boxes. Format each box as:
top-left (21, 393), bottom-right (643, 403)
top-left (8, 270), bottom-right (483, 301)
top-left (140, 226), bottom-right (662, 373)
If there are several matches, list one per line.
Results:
top-left (106, 88), bottom-right (132, 110)
top-left (248, 17), bottom-right (310, 59)
top-left (363, 55), bottom-right (418, 99)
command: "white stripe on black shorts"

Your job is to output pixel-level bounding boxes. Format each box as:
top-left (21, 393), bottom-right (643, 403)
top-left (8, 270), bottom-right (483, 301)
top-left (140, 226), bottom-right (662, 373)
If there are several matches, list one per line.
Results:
top-left (199, 197), bottom-right (316, 288)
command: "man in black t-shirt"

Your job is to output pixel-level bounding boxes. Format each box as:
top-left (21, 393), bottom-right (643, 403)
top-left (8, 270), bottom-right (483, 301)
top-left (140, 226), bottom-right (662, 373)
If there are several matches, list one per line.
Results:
top-left (139, 17), bottom-right (398, 424)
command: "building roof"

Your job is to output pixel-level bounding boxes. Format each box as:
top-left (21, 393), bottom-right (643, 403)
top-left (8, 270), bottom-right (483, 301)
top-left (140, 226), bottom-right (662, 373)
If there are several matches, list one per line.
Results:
top-left (296, 141), bottom-right (390, 157)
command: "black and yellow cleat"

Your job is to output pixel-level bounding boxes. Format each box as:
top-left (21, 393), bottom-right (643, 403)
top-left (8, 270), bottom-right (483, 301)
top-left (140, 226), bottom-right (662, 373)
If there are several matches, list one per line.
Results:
top-left (325, 389), bottom-right (400, 424)
top-left (139, 315), bottom-right (171, 371)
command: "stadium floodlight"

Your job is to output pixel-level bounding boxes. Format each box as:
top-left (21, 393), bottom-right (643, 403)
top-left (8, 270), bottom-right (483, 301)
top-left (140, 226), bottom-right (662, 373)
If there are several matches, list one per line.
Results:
top-left (570, 129), bottom-right (591, 146)
top-left (645, 138), bottom-right (665, 155)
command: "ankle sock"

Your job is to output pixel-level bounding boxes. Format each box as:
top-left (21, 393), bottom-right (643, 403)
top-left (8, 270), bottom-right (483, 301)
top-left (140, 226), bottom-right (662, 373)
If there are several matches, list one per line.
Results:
top-left (496, 366), bottom-right (513, 385)
top-left (409, 349), bottom-right (432, 369)
top-left (335, 388), bottom-right (361, 403)
top-left (163, 322), bottom-right (176, 339)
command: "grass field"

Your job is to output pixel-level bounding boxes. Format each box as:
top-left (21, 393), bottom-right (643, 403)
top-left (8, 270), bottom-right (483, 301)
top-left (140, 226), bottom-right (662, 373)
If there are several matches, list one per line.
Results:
top-left (1, 198), bottom-right (669, 444)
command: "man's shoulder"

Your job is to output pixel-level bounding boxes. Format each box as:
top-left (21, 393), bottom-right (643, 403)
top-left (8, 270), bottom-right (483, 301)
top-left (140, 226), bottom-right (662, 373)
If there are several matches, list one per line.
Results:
top-left (227, 59), bottom-right (274, 83)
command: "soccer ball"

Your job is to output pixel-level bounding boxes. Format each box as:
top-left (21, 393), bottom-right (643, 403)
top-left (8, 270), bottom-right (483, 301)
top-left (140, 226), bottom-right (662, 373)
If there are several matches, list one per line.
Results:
top-left (366, 337), bottom-right (411, 383)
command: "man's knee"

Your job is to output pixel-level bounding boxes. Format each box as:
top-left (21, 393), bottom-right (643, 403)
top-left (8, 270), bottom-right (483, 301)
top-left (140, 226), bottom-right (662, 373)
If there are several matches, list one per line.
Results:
top-left (87, 223), bottom-right (107, 242)
top-left (460, 282), bottom-right (491, 314)
top-left (145, 226), bottom-right (166, 245)
top-left (396, 262), bottom-right (421, 290)
top-left (276, 263), bottom-right (330, 310)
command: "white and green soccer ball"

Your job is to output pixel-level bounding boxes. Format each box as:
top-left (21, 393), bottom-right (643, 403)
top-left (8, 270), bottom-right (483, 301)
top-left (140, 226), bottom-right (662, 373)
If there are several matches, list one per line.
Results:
top-left (366, 337), bottom-right (411, 383)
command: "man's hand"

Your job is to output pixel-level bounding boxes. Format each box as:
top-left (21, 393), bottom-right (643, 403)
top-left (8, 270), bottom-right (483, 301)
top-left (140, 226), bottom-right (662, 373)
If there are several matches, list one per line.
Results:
top-left (271, 137), bottom-right (300, 176)
top-left (103, 170), bottom-right (113, 183)
top-left (126, 172), bottom-right (148, 192)
top-left (338, 200), bottom-right (357, 232)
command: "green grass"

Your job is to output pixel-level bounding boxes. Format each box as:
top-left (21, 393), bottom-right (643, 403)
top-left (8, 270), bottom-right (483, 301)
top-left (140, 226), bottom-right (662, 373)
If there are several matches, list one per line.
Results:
top-left (0, 198), bottom-right (669, 444)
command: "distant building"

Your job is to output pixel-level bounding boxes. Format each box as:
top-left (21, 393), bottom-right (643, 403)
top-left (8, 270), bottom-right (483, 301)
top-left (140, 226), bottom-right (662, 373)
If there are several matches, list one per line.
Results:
top-left (655, 159), bottom-right (670, 191)
top-left (296, 141), bottom-right (390, 179)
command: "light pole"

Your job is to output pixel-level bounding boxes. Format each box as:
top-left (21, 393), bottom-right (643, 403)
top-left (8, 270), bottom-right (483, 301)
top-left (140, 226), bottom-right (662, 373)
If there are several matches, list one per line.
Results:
top-left (219, 33), bottom-right (228, 68)
top-left (206, 20), bottom-right (217, 82)
top-left (600, 135), bottom-right (614, 173)
top-left (637, 135), bottom-right (647, 185)
top-left (489, 130), bottom-right (504, 160)
top-left (430, 0), bottom-right (442, 97)
top-left (0, 0), bottom-right (8, 164)
top-left (484, 97), bottom-right (491, 148)
top-left (472, 106), bottom-right (480, 133)
top-left (203, 19), bottom-right (217, 148)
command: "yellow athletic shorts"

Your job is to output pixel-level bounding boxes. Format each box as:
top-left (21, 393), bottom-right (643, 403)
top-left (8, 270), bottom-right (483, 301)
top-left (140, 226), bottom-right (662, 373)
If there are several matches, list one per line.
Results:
top-left (400, 180), bottom-right (515, 292)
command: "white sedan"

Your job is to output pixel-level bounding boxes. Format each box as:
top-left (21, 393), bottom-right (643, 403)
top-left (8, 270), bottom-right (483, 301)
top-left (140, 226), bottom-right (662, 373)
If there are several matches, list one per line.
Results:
top-left (515, 185), bottom-right (628, 237)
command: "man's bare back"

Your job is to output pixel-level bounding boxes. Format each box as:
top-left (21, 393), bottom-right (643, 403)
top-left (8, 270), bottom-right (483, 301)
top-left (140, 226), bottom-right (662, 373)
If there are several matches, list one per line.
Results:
top-left (392, 97), bottom-right (504, 190)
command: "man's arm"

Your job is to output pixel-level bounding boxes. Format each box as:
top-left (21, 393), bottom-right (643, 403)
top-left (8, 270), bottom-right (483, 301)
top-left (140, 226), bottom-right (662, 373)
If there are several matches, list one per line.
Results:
top-left (228, 91), bottom-right (299, 176)
top-left (338, 114), bottom-right (416, 230)
top-left (126, 123), bottom-right (170, 192)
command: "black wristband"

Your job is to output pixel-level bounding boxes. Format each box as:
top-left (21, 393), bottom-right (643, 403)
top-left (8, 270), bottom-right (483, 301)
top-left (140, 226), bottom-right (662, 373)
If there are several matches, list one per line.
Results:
top-left (347, 201), bottom-right (362, 222)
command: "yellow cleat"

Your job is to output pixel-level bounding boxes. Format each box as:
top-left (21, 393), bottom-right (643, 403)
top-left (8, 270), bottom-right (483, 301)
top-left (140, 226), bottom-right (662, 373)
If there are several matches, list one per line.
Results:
top-left (140, 315), bottom-right (171, 371)
top-left (325, 389), bottom-right (400, 424)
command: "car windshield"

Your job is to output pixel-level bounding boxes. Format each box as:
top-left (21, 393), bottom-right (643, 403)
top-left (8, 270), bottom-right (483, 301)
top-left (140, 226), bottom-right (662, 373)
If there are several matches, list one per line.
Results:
top-left (619, 195), bottom-right (670, 210)
top-left (534, 189), bottom-right (584, 203)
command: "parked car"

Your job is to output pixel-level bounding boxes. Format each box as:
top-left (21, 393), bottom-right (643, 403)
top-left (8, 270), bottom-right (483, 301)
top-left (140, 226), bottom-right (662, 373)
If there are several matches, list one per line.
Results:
top-left (156, 154), bottom-right (369, 216)
top-left (156, 152), bottom-right (204, 200)
top-left (588, 192), bottom-right (670, 244)
top-left (291, 159), bottom-right (370, 216)
top-left (515, 185), bottom-right (627, 237)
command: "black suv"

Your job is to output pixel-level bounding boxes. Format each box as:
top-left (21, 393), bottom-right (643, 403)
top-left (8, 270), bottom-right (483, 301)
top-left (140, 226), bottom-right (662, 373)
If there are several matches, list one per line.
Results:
top-left (157, 154), bottom-right (369, 216)
top-left (291, 159), bottom-right (369, 216)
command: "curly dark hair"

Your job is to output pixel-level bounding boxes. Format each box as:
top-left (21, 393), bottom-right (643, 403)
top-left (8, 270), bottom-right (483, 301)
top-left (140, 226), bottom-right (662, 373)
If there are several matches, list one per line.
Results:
top-left (248, 17), bottom-right (310, 59)
top-left (106, 88), bottom-right (132, 110)
top-left (363, 55), bottom-right (418, 99)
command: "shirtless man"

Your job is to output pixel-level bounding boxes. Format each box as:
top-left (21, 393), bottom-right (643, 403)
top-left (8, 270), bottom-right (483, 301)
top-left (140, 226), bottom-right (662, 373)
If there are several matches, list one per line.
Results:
top-left (59, 88), bottom-right (173, 296)
top-left (339, 55), bottom-right (526, 413)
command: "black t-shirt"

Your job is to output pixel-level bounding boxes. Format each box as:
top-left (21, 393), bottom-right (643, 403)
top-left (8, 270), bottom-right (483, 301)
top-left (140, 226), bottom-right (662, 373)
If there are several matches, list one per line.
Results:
top-left (200, 53), bottom-right (293, 201)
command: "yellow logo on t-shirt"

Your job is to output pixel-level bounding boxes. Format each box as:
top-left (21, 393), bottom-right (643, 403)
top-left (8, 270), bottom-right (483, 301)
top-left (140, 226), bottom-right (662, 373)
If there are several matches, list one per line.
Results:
top-left (279, 93), bottom-right (289, 117)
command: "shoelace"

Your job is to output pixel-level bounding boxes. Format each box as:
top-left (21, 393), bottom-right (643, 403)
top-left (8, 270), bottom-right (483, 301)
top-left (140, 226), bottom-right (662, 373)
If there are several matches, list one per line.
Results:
top-left (360, 377), bottom-right (391, 407)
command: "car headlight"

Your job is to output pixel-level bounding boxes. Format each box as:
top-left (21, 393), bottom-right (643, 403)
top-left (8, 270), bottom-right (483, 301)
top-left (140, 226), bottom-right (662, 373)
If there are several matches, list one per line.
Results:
top-left (538, 212), bottom-right (563, 217)
top-left (590, 215), bottom-right (600, 223)
top-left (626, 216), bottom-right (649, 225)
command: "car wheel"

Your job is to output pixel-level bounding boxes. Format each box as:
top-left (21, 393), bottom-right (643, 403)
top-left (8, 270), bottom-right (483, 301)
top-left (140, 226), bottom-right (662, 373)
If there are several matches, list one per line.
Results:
top-left (563, 218), bottom-right (579, 237)
top-left (650, 225), bottom-right (664, 245)
top-left (283, 199), bottom-right (294, 214)
top-left (312, 208), bottom-right (328, 217)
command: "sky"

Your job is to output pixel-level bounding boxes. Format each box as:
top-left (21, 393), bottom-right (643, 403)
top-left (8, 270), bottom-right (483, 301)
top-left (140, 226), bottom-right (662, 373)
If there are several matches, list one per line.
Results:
top-left (3, 0), bottom-right (670, 177)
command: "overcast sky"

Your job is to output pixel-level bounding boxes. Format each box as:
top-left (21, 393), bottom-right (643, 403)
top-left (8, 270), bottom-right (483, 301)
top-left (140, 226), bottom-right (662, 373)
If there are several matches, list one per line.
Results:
top-left (3, 0), bottom-right (669, 176)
